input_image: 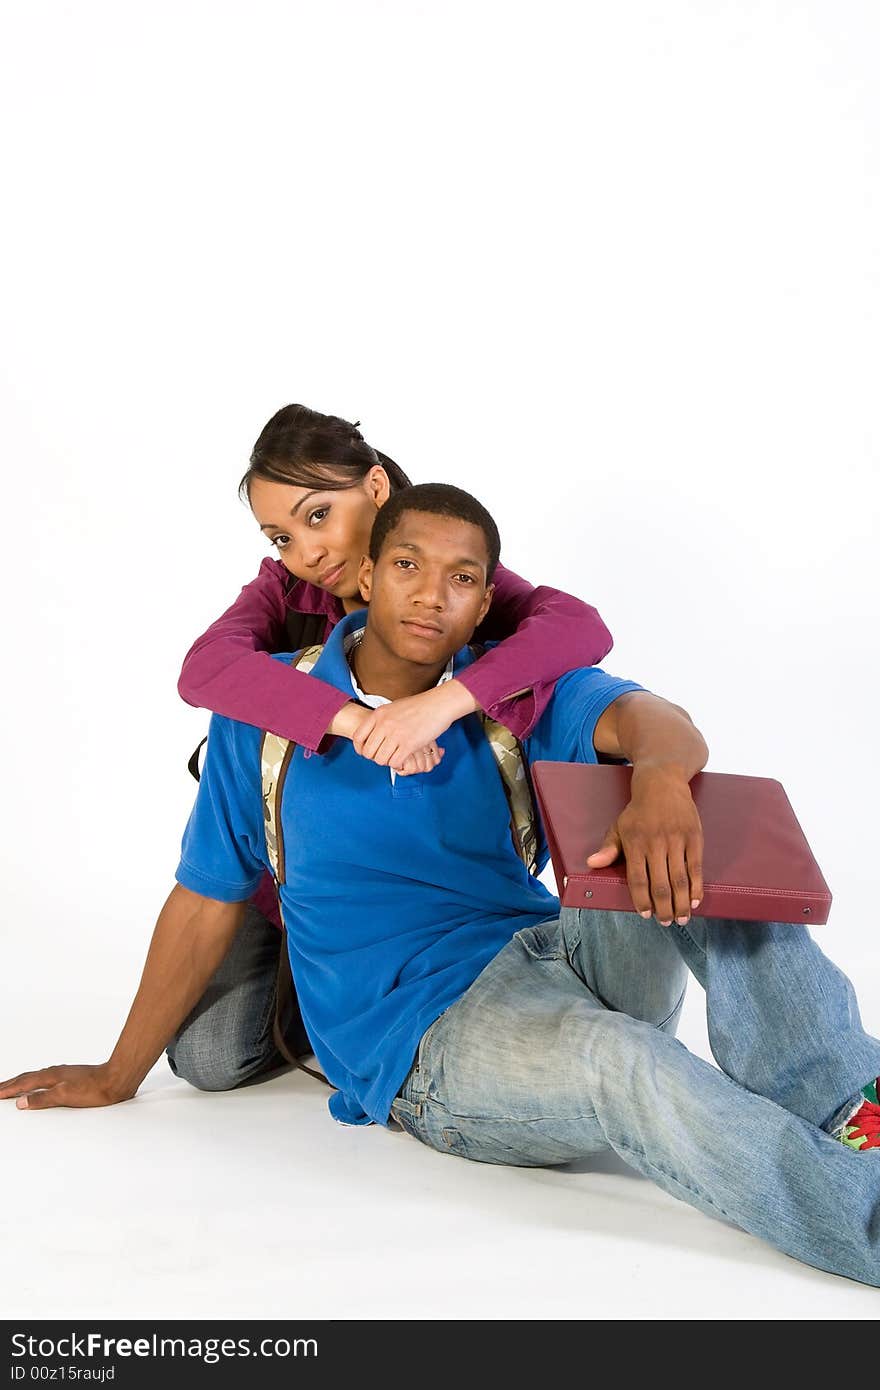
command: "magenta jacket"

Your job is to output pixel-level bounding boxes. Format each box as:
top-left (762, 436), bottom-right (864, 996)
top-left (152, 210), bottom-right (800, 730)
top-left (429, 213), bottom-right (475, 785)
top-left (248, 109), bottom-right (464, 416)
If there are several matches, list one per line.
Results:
top-left (178, 557), bottom-right (613, 927)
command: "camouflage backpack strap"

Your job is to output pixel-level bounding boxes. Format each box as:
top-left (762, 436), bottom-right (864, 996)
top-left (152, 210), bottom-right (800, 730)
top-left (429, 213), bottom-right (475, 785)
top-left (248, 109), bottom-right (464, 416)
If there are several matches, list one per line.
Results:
top-left (259, 642), bottom-right (331, 1085)
top-left (260, 643), bottom-right (324, 884)
top-left (480, 715), bottom-right (540, 874)
top-left (469, 643), bottom-right (540, 876)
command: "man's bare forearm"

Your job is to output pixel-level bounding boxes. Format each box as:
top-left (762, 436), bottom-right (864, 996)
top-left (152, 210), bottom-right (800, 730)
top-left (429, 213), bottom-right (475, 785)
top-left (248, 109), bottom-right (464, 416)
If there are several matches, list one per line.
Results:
top-left (614, 693), bottom-right (709, 783)
top-left (105, 885), bottom-right (245, 1098)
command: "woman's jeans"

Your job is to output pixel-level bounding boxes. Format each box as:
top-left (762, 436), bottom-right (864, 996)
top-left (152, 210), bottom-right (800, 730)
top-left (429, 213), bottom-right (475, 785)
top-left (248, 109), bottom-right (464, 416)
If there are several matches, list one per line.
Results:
top-left (390, 908), bottom-right (880, 1287)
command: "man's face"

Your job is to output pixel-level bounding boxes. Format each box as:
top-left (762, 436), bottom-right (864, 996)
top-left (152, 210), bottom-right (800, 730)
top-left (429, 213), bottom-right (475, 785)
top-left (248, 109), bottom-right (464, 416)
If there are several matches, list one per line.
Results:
top-left (357, 510), bottom-right (495, 668)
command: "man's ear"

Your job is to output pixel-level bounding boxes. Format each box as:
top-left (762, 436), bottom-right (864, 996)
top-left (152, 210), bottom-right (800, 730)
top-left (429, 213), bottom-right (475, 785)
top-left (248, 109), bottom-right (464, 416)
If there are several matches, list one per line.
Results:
top-left (476, 582), bottom-right (494, 628)
top-left (357, 555), bottom-right (374, 602)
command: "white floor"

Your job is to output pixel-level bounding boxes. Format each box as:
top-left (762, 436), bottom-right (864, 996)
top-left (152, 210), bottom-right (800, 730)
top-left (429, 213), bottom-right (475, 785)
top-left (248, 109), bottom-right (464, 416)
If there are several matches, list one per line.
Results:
top-left (3, 918), bottom-right (879, 1322)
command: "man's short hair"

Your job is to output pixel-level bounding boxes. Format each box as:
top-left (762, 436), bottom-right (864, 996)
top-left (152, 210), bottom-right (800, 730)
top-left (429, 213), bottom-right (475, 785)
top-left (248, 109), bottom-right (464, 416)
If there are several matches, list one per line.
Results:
top-left (369, 483), bottom-right (501, 582)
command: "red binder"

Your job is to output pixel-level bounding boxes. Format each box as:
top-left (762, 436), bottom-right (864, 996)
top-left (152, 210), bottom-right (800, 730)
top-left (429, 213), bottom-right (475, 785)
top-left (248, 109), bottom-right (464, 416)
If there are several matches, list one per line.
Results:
top-left (531, 762), bottom-right (832, 925)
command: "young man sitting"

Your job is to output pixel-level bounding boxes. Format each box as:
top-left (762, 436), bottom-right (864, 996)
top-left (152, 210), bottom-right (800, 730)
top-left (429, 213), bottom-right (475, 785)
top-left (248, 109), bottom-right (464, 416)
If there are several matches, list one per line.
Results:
top-left (3, 484), bottom-right (879, 1289)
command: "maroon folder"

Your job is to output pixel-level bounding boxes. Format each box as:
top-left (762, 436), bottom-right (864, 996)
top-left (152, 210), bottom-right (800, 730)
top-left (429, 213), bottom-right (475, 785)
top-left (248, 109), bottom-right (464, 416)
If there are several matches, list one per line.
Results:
top-left (531, 762), bottom-right (832, 925)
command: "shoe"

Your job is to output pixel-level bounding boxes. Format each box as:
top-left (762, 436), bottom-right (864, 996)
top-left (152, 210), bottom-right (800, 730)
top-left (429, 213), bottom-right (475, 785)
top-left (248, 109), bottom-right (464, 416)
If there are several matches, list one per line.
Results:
top-left (835, 1078), bottom-right (880, 1151)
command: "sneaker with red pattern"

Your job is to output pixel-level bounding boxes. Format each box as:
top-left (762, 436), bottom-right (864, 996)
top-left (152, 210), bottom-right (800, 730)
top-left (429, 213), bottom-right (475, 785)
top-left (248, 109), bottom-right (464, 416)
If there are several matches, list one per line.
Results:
top-left (834, 1078), bottom-right (880, 1151)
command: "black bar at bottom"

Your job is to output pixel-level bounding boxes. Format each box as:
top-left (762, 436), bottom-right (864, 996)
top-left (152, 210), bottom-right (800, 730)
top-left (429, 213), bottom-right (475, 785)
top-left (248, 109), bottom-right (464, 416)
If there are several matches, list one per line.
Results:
top-left (2, 1320), bottom-right (562, 1385)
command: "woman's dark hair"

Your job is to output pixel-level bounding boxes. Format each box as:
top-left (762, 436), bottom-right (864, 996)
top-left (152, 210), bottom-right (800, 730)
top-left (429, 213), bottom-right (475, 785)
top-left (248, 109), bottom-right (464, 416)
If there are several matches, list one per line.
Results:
top-left (369, 483), bottom-right (501, 582)
top-left (239, 404), bottom-right (412, 502)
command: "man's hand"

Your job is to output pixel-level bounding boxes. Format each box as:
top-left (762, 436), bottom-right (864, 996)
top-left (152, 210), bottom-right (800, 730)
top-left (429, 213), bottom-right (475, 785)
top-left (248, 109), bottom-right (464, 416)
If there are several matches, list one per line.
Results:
top-left (352, 681), bottom-right (479, 774)
top-left (0, 887), bottom-right (245, 1117)
top-left (0, 1062), bottom-right (134, 1111)
top-left (586, 765), bottom-right (704, 926)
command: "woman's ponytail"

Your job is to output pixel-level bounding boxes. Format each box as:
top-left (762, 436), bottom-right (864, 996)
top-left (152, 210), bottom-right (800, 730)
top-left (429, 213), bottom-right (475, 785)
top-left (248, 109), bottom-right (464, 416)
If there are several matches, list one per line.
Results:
top-left (373, 448), bottom-right (412, 493)
top-left (240, 405), bottom-right (413, 500)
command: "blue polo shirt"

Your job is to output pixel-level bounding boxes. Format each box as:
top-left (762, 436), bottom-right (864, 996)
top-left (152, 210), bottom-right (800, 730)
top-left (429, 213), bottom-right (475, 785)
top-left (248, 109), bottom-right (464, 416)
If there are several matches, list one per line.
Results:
top-left (175, 610), bottom-right (645, 1126)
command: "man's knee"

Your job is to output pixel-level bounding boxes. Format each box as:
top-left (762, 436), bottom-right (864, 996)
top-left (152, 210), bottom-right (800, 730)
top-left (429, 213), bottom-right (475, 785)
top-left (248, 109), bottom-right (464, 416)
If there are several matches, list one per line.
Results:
top-left (165, 1033), bottom-right (254, 1093)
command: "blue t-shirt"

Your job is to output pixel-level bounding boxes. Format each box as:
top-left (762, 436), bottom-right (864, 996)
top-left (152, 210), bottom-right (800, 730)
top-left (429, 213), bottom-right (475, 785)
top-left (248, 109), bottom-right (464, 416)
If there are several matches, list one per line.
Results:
top-left (175, 610), bottom-right (645, 1126)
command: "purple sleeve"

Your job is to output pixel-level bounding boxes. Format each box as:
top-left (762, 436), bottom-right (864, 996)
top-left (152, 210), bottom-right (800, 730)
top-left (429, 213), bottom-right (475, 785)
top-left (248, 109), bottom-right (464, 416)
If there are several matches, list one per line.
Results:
top-left (177, 557), bottom-right (350, 753)
top-left (457, 561), bottom-right (614, 741)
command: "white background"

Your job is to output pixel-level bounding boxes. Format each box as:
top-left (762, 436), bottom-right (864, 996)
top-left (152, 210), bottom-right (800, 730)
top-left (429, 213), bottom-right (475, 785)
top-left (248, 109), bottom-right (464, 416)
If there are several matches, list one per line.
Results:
top-left (1, 0), bottom-right (878, 1322)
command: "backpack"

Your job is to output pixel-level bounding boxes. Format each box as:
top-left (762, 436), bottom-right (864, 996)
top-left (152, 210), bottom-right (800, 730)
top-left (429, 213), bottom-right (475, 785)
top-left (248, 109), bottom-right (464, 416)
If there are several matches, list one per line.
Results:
top-left (189, 631), bottom-right (540, 1086)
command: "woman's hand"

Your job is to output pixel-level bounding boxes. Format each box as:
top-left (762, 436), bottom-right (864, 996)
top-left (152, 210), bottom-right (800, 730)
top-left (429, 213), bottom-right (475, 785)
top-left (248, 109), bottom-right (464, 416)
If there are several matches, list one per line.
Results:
top-left (330, 700), bottom-right (444, 773)
top-left (353, 681), bottom-right (479, 774)
top-left (0, 1062), bottom-right (136, 1110)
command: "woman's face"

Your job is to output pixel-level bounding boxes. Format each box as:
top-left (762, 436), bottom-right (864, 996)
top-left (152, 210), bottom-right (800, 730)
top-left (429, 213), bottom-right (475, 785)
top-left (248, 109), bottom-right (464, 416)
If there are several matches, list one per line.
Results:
top-left (249, 467), bottom-right (391, 603)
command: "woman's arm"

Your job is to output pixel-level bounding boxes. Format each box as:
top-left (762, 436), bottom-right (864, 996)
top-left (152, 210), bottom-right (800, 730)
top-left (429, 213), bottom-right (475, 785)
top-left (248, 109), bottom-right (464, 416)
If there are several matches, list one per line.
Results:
top-left (455, 562), bottom-right (613, 740)
top-left (177, 557), bottom-right (352, 752)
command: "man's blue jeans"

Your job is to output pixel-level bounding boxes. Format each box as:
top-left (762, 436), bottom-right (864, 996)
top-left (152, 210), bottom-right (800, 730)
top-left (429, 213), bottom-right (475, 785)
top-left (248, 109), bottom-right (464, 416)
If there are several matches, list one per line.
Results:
top-left (390, 909), bottom-right (880, 1287)
top-left (166, 904), bottom-right (293, 1091)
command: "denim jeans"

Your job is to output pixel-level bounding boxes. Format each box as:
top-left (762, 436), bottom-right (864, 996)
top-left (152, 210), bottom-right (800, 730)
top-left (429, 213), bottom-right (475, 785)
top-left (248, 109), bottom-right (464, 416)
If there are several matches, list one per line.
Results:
top-left (166, 903), bottom-right (295, 1090)
top-left (390, 908), bottom-right (880, 1287)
